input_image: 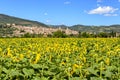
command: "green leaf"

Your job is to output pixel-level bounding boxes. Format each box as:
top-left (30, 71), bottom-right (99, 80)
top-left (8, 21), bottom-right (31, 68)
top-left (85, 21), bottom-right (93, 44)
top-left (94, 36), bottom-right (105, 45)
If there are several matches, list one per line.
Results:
top-left (42, 65), bottom-right (49, 70)
top-left (106, 66), bottom-right (116, 71)
top-left (69, 77), bottom-right (84, 80)
top-left (90, 77), bottom-right (104, 80)
top-left (3, 76), bottom-right (9, 80)
top-left (0, 65), bottom-right (2, 73)
top-left (31, 64), bottom-right (41, 69)
top-left (44, 71), bottom-right (55, 76)
top-left (2, 67), bottom-right (8, 74)
top-left (40, 77), bottom-right (48, 80)
top-left (22, 68), bottom-right (34, 76)
top-left (104, 70), bottom-right (112, 78)
top-left (87, 67), bottom-right (98, 76)
top-left (9, 69), bottom-right (20, 76)
top-left (32, 77), bottom-right (41, 80)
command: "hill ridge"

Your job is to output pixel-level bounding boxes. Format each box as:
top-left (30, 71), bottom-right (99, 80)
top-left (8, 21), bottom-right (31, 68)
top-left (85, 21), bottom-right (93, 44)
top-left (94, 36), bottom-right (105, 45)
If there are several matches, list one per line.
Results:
top-left (0, 14), bottom-right (48, 27)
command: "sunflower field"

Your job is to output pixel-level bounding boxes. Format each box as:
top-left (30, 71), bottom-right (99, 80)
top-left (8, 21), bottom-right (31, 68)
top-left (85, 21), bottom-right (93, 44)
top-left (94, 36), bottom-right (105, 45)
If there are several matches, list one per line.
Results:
top-left (0, 38), bottom-right (120, 80)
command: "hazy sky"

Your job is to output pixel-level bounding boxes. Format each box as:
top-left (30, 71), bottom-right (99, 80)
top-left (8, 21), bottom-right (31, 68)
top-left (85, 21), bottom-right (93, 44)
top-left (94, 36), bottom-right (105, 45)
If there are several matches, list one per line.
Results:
top-left (0, 0), bottom-right (120, 26)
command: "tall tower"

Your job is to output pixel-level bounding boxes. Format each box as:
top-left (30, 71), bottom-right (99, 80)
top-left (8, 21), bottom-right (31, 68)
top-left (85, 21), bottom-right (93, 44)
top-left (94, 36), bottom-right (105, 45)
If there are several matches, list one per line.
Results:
top-left (58, 27), bottom-right (62, 31)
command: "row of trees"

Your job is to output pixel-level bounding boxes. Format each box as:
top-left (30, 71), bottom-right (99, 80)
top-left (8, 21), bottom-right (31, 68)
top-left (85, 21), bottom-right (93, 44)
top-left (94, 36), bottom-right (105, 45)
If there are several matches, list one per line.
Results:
top-left (19, 30), bottom-right (118, 38)
top-left (77, 31), bottom-right (117, 38)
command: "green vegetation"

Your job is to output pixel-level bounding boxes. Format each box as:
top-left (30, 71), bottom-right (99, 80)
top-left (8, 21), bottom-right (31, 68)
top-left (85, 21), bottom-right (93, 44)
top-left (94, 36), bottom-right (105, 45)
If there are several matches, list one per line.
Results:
top-left (70, 24), bottom-right (120, 33)
top-left (52, 30), bottom-right (67, 38)
top-left (21, 33), bottom-right (44, 38)
top-left (0, 38), bottom-right (120, 79)
top-left (0, 24), bottom-right (17, 37)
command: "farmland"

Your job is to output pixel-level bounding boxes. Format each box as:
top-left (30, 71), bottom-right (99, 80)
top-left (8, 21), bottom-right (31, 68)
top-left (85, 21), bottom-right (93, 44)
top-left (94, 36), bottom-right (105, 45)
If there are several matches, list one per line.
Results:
top-left (0, 38), bottom-right (120, 80)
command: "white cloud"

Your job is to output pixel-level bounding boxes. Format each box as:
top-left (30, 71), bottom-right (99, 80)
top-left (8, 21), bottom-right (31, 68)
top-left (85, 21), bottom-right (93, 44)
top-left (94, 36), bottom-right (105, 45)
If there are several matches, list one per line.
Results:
top-left (97, 0), bottom-right (102, 3)
top-left (88, 6), bottom-right (118, 15)
top-left (104, 14), bottom-right (118, 16)
top-left (64, 1), bottom-right (71, 5)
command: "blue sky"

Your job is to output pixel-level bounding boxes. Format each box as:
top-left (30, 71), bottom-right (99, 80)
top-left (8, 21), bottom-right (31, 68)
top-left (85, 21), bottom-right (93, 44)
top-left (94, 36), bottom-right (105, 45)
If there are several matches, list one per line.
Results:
top-left (0, 0), bottom-right (120, 26)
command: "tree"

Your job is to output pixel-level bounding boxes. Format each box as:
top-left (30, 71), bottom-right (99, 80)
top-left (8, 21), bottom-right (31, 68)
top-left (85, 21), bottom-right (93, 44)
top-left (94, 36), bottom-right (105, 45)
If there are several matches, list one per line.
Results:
top-left (22, 33), bottom-right (31, 38)
top-left (109, 31), bottom-right (116, 37)
top-left (52, 30), bottom-right (67, 38)
top-left (78, 31), bottom-right (82, 38)
top-left (97, 32), bottom-right (108, 38)
top-left (81, 32), bottom-right (90, 38)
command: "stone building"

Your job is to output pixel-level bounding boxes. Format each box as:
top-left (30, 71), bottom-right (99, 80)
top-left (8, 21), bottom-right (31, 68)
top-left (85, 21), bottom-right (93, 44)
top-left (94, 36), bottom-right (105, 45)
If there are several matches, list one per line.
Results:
top-left (116, 32), bottom-right (120, 37)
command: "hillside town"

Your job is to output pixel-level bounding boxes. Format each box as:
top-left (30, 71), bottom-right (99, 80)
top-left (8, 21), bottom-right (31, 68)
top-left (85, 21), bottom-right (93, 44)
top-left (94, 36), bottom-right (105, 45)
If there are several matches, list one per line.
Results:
top-left (0, 23), bottom-right (120, 38)
top-left (8, 23), bottom-right (78, 37)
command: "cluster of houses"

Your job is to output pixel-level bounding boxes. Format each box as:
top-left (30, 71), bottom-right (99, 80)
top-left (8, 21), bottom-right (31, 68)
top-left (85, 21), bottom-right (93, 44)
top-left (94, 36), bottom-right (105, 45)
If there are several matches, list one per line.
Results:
top-left (4, 23), bottom-right (120, 37)
top-left (10, 24), bottom-right (78, 36)
top-left (116, 32), bottom-right (120, 37)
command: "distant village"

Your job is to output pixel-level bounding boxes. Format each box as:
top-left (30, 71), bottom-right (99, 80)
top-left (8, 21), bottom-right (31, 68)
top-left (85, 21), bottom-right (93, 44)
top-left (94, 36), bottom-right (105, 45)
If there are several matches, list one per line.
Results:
top-left (5, 23), bottom-right (78, 37)
top-left (1, 23), bottom-right (120, 38)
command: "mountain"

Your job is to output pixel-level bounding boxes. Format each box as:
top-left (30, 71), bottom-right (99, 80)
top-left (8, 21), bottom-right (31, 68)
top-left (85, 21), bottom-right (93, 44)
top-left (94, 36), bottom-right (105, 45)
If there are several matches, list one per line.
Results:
top-left (49, 25), bottom-right (69, 29)
top-left (70, 24), bottom-right (120, 33)
top-left (50, 24), bottom-right (120, 33)
top-left (0, 14), bottom-right (120, 37)
top-left (0, 14), bottom-right (48, 27)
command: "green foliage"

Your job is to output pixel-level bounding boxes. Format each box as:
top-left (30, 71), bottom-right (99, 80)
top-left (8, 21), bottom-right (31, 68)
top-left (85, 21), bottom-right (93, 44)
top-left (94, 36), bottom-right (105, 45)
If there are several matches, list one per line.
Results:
top-left (52, 30), bottom-right (67, 38)
top-left (0, 38), bottom-right (120, 79)
top-left (70, 25), bottom-right (120, 33)
top-left (21, 33), bottom-right (44, 38)
top-left (81, 32), bottom-right (90, 38)
top-left (97, 32), bottom-right (109, 38)
top-left (0, 25), bottom-right (16, 37)
top-left (22, 33), bottom-right (32, 38)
